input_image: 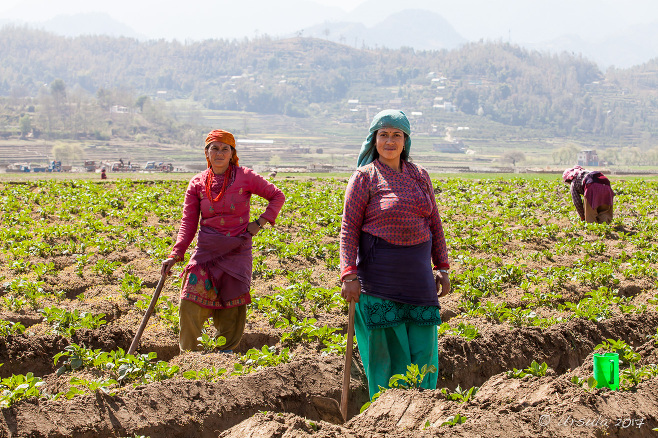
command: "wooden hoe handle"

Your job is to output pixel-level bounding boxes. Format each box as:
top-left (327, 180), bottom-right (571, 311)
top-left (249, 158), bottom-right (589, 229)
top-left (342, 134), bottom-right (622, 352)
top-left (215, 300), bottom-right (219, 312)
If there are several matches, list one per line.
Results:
top-left (127, 274), bottom-right (166, 355)
top-left (340, 300), bottom-right (356, 421)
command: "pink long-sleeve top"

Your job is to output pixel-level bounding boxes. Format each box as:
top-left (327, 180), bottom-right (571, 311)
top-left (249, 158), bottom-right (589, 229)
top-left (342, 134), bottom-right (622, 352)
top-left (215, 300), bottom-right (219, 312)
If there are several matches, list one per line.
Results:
top-left (170, 166), bottom-right (285, 260)
top-left (339, 160), bottom-right (449, 280)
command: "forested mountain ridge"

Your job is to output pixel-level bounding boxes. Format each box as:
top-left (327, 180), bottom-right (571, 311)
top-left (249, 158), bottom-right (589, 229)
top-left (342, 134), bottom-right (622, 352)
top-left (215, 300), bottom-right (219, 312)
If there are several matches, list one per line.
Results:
top-left (1, 26), bottom-right (657, 146)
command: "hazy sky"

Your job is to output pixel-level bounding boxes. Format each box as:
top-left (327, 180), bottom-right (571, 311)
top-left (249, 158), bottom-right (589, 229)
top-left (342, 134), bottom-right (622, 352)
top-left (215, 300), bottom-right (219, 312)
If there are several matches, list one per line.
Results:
top-left (2, 0), bottom-right (658, 45)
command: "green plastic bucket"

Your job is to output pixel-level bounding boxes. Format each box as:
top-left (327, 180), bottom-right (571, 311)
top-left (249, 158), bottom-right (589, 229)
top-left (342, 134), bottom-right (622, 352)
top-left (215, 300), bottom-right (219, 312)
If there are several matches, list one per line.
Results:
top-left (593, 353), bottom-right (619, 390)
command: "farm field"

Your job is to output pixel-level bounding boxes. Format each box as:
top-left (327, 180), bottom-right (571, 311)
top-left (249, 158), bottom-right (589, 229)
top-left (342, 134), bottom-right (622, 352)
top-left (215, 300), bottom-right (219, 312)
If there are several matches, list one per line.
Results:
top-left (0, 174), bottom-right (657, 437)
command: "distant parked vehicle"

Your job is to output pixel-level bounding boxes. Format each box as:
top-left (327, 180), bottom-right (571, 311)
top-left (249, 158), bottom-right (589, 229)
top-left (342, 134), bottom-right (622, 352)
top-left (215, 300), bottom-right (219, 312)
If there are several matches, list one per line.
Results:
top-left (159, 162), bottom-right (174, 172)
top-left (6, 163), bottom-right (30, 172)
top-left (84, 160), bottom-right (97, 172)
top-left (111, 162), bottom-right (134, 172)
top-left (144, 161), bottom-right (156, 170)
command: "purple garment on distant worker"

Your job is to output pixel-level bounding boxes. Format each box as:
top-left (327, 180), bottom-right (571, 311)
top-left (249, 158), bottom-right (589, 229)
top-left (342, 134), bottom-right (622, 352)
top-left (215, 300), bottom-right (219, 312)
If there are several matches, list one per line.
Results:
top-left (184, 226), bottom-right (253, 303)
top-left (356, 232), bottom-right (439, 307)
top-left (583, 172), bottom-right (614, 210)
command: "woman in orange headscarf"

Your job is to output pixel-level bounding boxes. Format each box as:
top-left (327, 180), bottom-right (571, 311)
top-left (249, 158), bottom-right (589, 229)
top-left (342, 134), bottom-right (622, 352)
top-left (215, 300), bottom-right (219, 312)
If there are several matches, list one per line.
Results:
top-left (161, 129), bottom-right (285, 353)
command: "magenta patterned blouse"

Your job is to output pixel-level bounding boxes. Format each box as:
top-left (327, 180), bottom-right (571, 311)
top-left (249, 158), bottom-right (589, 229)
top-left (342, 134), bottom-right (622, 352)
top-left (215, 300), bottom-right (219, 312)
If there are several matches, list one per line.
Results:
top-left (170, 166), bottom-right (285, 261)
top-left (339, 160), bottom-right (449, 280)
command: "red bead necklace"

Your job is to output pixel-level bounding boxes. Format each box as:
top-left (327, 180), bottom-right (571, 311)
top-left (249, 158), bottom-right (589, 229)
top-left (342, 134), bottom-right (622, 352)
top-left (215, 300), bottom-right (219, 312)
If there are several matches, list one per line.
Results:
top-left (205, 165), bottom-right (231, 212)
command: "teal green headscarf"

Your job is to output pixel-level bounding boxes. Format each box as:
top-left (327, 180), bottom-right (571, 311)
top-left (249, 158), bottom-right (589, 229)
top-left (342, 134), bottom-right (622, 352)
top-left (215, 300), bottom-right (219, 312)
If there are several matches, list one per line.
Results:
top-left (356, 109), bottom-right (411, 168)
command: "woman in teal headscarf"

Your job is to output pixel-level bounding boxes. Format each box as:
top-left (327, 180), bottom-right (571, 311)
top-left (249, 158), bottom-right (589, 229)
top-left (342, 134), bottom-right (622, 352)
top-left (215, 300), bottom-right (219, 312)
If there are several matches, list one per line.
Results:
top-left (340, 109), bottom-right (451, 398)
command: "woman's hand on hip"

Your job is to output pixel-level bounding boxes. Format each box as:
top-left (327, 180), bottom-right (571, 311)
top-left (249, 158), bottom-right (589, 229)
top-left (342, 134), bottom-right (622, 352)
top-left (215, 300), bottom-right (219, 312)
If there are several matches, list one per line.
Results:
top-left (247, 219), bottom-right (262, 236)
top-left (341, 277), bottom-right (361, 303)
top-left (161, 257), bottom-right (177, 277)
top-left (436, 271), bottom-right (451, 297)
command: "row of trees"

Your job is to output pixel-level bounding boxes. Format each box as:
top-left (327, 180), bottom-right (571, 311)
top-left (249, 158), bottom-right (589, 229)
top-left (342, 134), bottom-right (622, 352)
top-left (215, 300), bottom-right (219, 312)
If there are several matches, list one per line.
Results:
top-left (0, 78), bottom-right (201, 146)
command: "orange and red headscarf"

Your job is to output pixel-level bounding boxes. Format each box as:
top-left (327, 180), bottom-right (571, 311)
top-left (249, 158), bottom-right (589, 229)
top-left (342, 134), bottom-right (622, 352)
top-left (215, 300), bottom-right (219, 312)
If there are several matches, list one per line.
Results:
top-left (205, 129), bottom-right (239, 167)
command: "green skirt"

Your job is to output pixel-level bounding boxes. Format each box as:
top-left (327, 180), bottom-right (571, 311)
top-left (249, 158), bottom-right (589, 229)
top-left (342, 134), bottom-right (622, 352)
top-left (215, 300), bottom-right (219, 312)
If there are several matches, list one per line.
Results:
top-left (355, 293), bottom-right (440, 399)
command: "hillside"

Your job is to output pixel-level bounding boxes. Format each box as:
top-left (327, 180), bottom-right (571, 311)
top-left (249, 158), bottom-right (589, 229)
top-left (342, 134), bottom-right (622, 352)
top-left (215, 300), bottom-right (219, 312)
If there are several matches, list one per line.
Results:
top-left (1, 27), bottom-right (658, 169)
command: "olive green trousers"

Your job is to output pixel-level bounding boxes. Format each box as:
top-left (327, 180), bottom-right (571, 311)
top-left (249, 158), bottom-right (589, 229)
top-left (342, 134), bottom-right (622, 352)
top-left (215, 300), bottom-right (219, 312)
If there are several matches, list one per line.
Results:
top-left (178, 299), bottom-right (246, 353)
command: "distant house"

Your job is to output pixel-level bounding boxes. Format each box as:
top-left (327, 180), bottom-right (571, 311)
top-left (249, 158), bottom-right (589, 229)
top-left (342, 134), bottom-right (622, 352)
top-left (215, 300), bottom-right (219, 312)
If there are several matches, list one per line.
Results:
top-left (307, 163), bottom-right (334, 172)
top-left (110, 105), bottom-right (130, 114)
top-left (577, 150), bottom-right (599, 166)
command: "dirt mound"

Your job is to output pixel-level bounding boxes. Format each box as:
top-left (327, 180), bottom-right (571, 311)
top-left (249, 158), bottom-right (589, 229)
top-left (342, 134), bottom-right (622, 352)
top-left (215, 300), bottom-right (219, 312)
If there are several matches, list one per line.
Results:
top-left (0, 354), bottom-right (369, 438)
top-left (438, 312), bottom-right (658, 389)
top-left (219, 376), bottom-right (658, 438)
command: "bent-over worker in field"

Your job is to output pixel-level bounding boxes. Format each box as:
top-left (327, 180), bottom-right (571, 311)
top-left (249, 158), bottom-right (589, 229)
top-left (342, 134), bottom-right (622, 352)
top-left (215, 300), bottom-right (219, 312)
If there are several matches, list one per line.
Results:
top-left (339, 109), bottom-right (451, 398)
top-left (161, 129), bottom-right (285, 353)
top-left (562, 165), bottom-right (614, 224)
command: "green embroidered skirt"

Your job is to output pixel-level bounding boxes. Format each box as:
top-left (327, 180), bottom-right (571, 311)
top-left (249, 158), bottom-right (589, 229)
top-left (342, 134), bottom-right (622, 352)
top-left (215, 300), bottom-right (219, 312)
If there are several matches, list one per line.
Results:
top-left (355, 293), bottom-right (440, 398)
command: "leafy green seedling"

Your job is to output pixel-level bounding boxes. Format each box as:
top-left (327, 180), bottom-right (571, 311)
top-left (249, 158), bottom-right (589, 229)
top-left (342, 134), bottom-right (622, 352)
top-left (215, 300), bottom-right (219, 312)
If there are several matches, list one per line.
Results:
top-left (441, 414), bottom-right (467, 427)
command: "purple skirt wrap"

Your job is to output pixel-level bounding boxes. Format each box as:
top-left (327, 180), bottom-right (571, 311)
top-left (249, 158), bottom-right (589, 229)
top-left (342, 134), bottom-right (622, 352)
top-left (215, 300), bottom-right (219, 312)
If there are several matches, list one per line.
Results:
top-left (184, 226), bottom-right (252, 302)
top-left (356, 232), bottom-right (439, 307)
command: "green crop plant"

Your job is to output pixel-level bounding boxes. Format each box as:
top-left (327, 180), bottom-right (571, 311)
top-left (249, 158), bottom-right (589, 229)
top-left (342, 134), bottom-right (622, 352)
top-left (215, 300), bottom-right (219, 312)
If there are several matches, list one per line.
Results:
top-left (120, 271), bottom-right (144, 298)
top-left (521, 288), bottom-right (561, 308)
top-left (41, 307), bottom-right (107, 337)
top-left (2, 296), bottom-right (27, 312)
top-left (0, 320), bottom-right (26, 336)
top-left (0, 372), bottom-right (45, 408)
top-left (183, 366), bottom-right (227, 382)
top-left (507, 361), bottom-right (549, 379)
top-left (440, 385), bottom-right (479, 403)
top-left (115, 351), bottom-right (174, 384)
top-left (91, 259), bottom-right (120, 277)
top-left (570, 375), bottom-right (598, 392)
top-left (595, 339), bottom-right (641, 365)
top-left (524, 360), bottom-right (549, 377)
top-left (618, 299), bottom-right (647, 315)
top-left (232, 345), bottom-right (291, 376)
top-left (441, 414), bottom-right (467, 427)
top-left (388, 364), bottom-right (437, 390)
top-left (144, 361), bottom-right (180, 382)
top-left (563, 287), bottom-right (618, 322)
top-left (10, 259), bottom-right (30, 274)
top-left (620, 364), bottom-right (658, 390)
top-left (196, 332), bottom-right (227, 352)
top-left (6, 277), bottom-right (46, 310)
top-left (33, 261), bottom-right (56, 280)
top-left (501, 307), bottom-right (536, 326)
top-left (320, 332), bottom-right (350, 356)
top-left (57, 377), bottom-right (118, 399)
top-left (304, 286), bottom-right (342, 315)
top-left (54, 343), bottom-right (118, 376)
top-left (134, 294), bottom-right (152, 312)
top-left (158, 298), bottom-right (180, 335)
top-left (360, 363), bottom-right (438, 412)
top-left (480, 301), bottom-right (509, 323)
top-left (437, 322), bottom-right (481, 341)
top-left (453, 322), bottom-right (480, 341)
top-left (75, 254), bottom-right (90, 277)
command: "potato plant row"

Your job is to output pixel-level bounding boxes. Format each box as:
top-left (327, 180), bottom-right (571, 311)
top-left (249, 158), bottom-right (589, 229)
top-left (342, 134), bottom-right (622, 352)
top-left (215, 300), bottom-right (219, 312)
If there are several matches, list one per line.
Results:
top-left (0, 176), bottom-right (656, 407)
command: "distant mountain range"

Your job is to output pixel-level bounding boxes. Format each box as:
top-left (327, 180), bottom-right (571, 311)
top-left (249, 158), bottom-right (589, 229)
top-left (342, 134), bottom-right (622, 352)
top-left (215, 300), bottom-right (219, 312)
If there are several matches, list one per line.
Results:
top-left (301, 9), bottom-right (466, 51)
top-left (1, 6), bottom-right (657, 68)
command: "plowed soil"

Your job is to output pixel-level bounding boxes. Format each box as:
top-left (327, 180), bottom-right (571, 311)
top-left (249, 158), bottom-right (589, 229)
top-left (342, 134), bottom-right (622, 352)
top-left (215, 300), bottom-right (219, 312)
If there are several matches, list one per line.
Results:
top-left (0, 176), bottom-right (656, 438)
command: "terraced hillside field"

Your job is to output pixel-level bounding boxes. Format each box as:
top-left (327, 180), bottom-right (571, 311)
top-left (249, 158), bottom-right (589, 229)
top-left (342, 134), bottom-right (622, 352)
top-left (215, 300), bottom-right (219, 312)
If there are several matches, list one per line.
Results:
top-left (0, 175), bottom-right (656, 437)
